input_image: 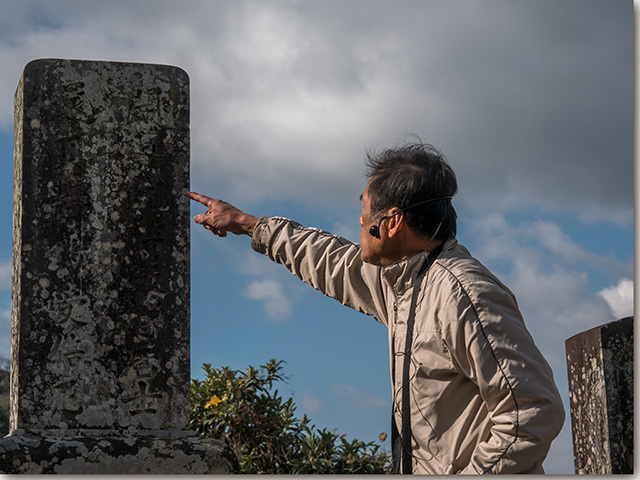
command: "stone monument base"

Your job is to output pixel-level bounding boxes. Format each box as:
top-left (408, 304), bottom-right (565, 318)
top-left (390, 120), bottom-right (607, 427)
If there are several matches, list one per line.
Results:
top-left (0, 428), bottom-right (238, 474)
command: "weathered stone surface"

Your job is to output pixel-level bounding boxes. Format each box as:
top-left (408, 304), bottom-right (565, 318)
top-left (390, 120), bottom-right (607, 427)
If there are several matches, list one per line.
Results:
top-left (0, 429), bottom-right (237, 474)
top-left (11, 58), bottom-right (190, 433)
top-left (565, 317), bottom-right (633, 474)
top-left (0, 58), bottom-right (237, 474)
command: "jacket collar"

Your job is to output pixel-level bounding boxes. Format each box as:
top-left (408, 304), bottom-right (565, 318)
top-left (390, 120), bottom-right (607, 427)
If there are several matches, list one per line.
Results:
top-left (381, 237), bottom-right (458, 298)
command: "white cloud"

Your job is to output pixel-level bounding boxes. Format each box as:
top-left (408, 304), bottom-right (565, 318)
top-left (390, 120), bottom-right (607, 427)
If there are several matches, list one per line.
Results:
top-left (506, 254), bottom-right (614, 346)
top-left (300, 391), bottom-right (323, 413)
top-left (243, 279), bottom-right (293, 319)
top-left (469, 215), bottom-right (632, 278)
top-left (0, 261), bottom-right (10, 291)
top-left (523, 221), bottom-right (631, 278)
top-left (328, 383), bottom-right (388, 410)
top-left (237, 251), bottom-right (281, 277)
top-left (463, 214), bottom-right (627, 368)
top-left (598, 278), bottom-right (634, 319)
top-left (0, 1), bottom-right (631, 223)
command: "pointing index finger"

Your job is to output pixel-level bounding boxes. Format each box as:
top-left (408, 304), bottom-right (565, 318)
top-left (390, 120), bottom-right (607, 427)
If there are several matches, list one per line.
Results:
top-left (187, 191), bottom-right (213, 206)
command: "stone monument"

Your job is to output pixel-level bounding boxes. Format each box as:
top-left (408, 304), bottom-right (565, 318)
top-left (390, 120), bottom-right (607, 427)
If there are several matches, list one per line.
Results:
top-left (565, 316), bottom-right (633, 474)
top-left (0, 59), bottom-right (237, 473)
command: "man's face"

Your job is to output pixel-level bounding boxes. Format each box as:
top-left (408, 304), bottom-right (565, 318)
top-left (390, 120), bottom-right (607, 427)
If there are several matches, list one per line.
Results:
top-left (359, 185), bottom-right (383, 266)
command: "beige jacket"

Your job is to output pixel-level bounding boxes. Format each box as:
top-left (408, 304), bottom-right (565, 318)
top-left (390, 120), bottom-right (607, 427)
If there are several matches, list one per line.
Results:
top-left (252, 216), bottom-right (564, 474)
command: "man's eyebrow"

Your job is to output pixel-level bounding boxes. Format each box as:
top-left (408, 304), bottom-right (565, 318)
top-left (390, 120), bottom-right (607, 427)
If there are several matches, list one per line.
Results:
top-left (359, 193), bottom-right (363, 202)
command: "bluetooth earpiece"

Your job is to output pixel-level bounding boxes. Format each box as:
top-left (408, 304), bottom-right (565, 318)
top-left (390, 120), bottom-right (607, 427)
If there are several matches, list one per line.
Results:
top-left (369, 212), bottom-right (397, 238)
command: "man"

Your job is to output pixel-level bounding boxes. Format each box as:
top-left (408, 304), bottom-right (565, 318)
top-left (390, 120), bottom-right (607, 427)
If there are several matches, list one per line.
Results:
top-left (188, 142), bottom-right (564, 474)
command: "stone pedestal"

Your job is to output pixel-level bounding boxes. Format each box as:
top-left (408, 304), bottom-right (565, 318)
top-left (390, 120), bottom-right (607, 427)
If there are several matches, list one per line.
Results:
top-left (0, 429), bottom-right (234, 474)
top-left (565, 317), bottom-right (633, 474)
top-left (0, 59), bottom-right (237, 474)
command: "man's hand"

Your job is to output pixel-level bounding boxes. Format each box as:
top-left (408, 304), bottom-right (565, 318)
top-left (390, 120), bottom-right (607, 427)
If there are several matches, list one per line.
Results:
top-left (187, 192), bottom-right (259, 237)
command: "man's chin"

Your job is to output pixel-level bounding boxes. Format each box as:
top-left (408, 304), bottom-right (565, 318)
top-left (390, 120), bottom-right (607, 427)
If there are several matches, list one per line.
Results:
top-left (360, 252), bottom-right (382, 267)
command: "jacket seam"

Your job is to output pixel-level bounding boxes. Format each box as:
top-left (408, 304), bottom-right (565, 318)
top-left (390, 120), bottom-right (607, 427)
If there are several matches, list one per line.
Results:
top-left (437, 263), bottom-right (520, 474)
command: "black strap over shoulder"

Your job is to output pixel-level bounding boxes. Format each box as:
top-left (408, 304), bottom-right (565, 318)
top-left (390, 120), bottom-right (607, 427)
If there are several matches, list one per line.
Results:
top-left (391, 243), bottom-right (444, 474)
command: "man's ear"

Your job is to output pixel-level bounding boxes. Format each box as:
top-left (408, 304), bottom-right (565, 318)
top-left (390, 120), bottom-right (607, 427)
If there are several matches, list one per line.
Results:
top-left (386, 208), bottom-right (404, 238)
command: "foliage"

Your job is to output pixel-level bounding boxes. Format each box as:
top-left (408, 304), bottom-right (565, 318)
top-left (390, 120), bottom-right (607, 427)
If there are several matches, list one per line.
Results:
top-left (190, 358), bottom-right (390, 474)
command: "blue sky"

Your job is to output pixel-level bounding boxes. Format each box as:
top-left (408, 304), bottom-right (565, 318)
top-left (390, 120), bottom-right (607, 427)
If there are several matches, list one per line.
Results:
top-left (0, 0), bottom-right (634, 474)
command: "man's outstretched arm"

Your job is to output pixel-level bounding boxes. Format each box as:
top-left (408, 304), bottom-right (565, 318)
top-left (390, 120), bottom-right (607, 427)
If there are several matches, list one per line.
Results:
top-left (187, 191), bottom-right (259, 237)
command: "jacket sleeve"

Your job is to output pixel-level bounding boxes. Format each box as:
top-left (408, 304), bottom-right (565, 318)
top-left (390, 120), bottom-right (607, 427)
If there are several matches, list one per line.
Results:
top-left (442, 276), bottom-right (565, 474)
top-left (251, 216), bottom-right (388, 323)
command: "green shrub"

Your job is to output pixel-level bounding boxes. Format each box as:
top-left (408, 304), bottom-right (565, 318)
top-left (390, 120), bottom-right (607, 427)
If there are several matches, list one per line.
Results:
top-left (190, 359), bottom-right (390, 474)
